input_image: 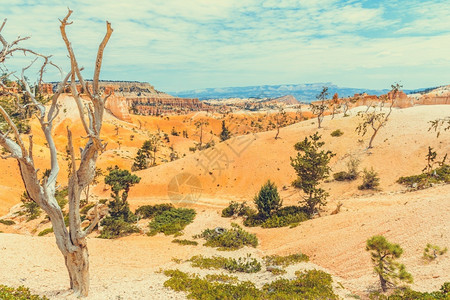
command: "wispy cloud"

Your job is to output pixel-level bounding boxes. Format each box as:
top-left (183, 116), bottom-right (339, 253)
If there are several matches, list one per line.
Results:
top-left (1, 0), bottom-right (449, 92)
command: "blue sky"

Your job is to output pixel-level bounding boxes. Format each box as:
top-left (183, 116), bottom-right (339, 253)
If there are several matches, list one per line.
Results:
top-left (2, 0), bottom-right (450, 92)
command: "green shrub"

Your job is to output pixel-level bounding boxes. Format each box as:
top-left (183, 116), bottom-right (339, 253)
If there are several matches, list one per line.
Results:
top-left (0, 285), bottom-right (48, 300)
top-left (358, 168), bottom-right (380, 190)
top-left (0, 219), bottom-right (15, 226)
top-left (19, 192), bottom-right (41, 221)
top-left (369, 283), bottom-right (450, 299)
top-left (148, 208), bottom-right (196, 236)
top-left (135, 203), bottom-right (174, 219)
top-left (334, 158), bottom-right (360, 181)
top-left (266, 267), bottom-right (287, 275)
top-left (98, 218), bottom-right (139, 239)
top-left (263, 269), bottom-right (338, 299)
top-left (163, 269), bottom-right (338, 300)
top-left (264, 253), bottom-right (309, 267)
top-left (261, 213), bottom-right (308, 228)
top-left (195, 223), bottom-right (258, 250)
top-left (397, 164), bottom-right (450, 189)
top-left (423, 243), bottom-right (448, 261)
top-left (244, 206), bottom-right (308, 228)
top-left (55, 187), bottom-right (68, 210)
top-left (204, 274), bottom-right (238, 284)
top-left (163, 269), bottom-right (263, 299)
top-left (189, 254), bottom-right (261, 273)
top-left (221, 201), bottom-right (256, 218)
top-left (38, 227), bottom-right (53, 236)
top-left (243, 213), bottom-right (266, 227)
top-left (189, 255), bottom-right (228, 269)
top-left (172, 239), bottom-right (198, 246)
top-left (80, 203), bottom-right (95, 215)
top-left (330, 129), bottom-right (344, 137)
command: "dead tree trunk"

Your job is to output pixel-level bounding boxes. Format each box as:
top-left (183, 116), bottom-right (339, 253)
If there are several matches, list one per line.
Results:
top-left (0, 11), bottom-right (112, 297)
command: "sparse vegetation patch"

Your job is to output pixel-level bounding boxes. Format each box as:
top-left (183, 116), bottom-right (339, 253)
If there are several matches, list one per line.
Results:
top-left (195, 223), bottom-right (258, 250)
top-left (147, 208), bottom-right (196, 236)
top-left (0, 285), bottom-right (48, 300)
top-left (189, 254), bottom-right (261, 273)
top-left (163, 268), bottom-right (338, 299)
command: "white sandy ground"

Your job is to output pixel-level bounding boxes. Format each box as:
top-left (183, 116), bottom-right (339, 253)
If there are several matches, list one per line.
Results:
top-left (0, 185), bottom-right (449, 299)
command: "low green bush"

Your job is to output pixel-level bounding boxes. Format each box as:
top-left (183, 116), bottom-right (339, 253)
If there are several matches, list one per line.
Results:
top-left (263, 269), bottom-right (338, 299)
top-left (358, 168), bottom-right (380, 190)
top-left (163, 269), bottom-right (262, 299)
top-left (98, 218), bottom-right (139, 239)
top-left (264, 253), bottom-right (309, 267)
top-left (163, 268), bottom-right (338, 299)
top-left (261, 212), bottom-right (308, 228)
top-left (266, 267), bottom-right (287, 275)
top-left (221, 201), bottom-right (256, 218)
top-left (0, 219), bottom-right (15, 226)
top-left (369, 283), bottom-right (449, 299)
top-left (244, 206), bottom-right (308, 228)
top-left (189, 254), bottom-right (261, 273)
top-left (334, 171), bottom-right (355, 181)
top-left (19, 192), bottom-right (41, 221)
top-left (334, 158), bottom-right (360, 181)
top-left (172, 239), bottom-right (198, 246)
top-left (423, 243), bottom-right (448, 261)
top-left (148, 208), bottom-right (196, 236)
top-left (135, 203), bottom-right (174, 219)
top-left (330, 129), bottom-right (344, 137)
top-left (397, 164), bottom-right (450, 189)
top-left (195, 223), bottom-right (258, 250)
top-left (204, 274), bottom-right (238, 284)
top-left (38, 227), bottom-right (54, 236)
top-left (0, 285), bottom-right (48, 300)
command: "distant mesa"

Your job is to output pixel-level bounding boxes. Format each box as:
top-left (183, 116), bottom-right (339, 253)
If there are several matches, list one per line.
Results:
top-left (42, 81), bottom-right (211, 122)
top-left (38, 81), bottom-right (450, 122)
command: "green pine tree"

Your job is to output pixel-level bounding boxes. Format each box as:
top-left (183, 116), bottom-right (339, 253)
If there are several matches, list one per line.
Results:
top-left (220, 120), bottom-right (231, 141)
top-left (290, 132), bottom-right (335, 216)
top-left (366, 235), bottom-right (413, 292)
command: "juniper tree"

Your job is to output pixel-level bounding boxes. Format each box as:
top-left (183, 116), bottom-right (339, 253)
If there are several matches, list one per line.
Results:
top-left (290, 132), bottom-right (335, 216)
top-left (366, 235), bottom-right (413, 292)
top-left (254, 180), bottom-right (282, 219)
top-left (220, 120), bottom-right (231, 141)
top-left (100, 166), bottom-right (141, 238)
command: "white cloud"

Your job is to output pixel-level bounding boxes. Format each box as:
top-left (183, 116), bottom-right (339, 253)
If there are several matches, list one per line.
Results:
top-left (1, 0), bottom-right (449, 91)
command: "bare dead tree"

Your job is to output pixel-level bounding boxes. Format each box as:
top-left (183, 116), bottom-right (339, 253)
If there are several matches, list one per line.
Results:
top-left (330, 93), bottom-right (340, 119)
top-left (429, 117), bottom-right (450, 138)
top-left (0, 11), bottom-right (112, 297)
top-left (274, 106), bottom-right (287, 139)
top-left (310, 86), bottom-right (329, 128)
top-left (355, 85), bottom-right (400, 149)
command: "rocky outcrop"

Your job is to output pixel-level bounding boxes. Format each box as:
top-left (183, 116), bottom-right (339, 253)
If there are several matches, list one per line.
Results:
top-left (40, 81), bottom-right (212, 121)
top-left (105, 96), bottom-right (132, 122)
top-left (268, 95), bottom-right (299, 105)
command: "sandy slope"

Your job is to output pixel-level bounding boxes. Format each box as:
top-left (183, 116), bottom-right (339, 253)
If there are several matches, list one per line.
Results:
top-left (0, 104), bottom-right (449, 299)
top-left (0, 184), bottom-right (448, 299)
top-left (120, 105), bottom-right (450, 209)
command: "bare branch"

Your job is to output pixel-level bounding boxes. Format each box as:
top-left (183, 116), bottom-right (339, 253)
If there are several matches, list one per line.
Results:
top-left (0, 18), bottom-right (6, 34)
top-left (81, 204), bottom-right (99, 237)
top-left (93, 21), bottom-right (113, 95)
